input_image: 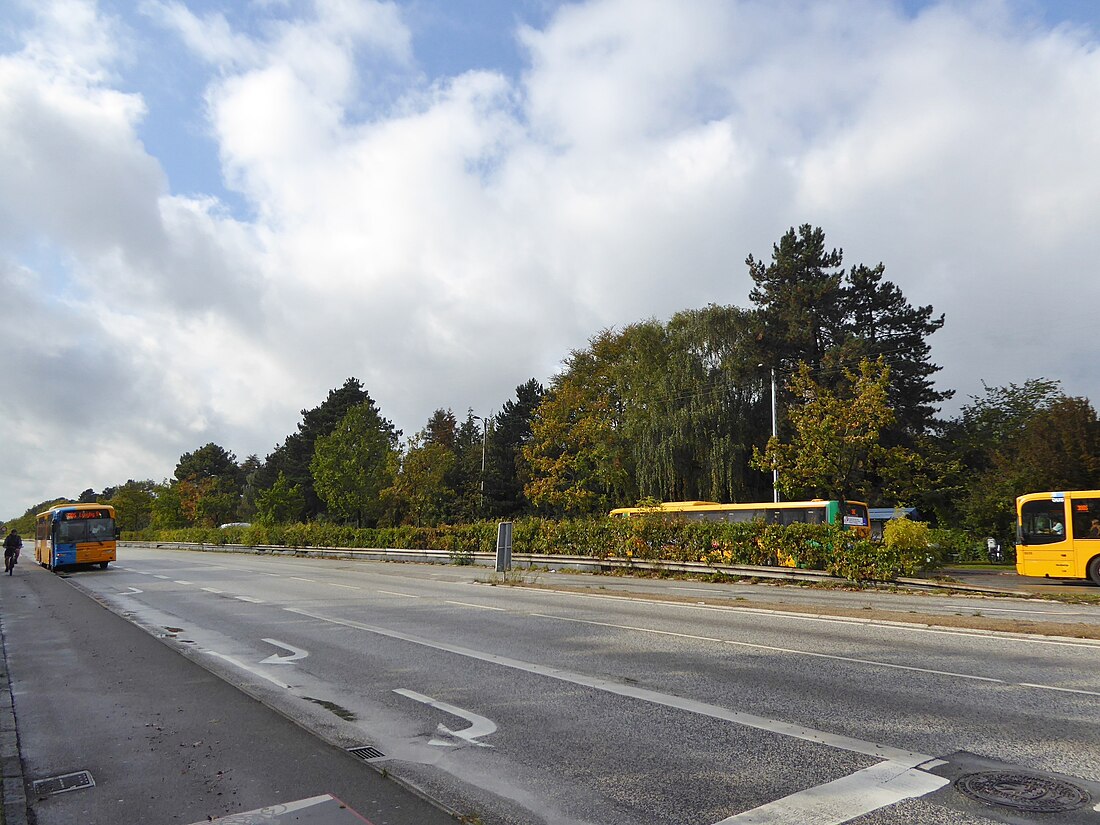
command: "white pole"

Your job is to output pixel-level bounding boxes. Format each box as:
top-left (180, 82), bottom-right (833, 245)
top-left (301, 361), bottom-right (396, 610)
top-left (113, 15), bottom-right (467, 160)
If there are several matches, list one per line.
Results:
top-left (770, 368), bottom-right (779, 503)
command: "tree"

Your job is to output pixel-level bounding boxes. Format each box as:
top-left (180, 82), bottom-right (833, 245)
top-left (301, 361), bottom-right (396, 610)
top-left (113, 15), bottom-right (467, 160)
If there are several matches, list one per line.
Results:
top-left (941, 380), bottom-right (1100, 540)
top-left (258, 378), bottom-right (376, 520)
top-left (102, 480), bottom-right (157, 532)
top-left (387, 437), bottom-right (455, 526)
top-left (752, 359), bottom-right (916, 502)
top-left (524, 330), bottom-right (636, 515)
top-left (254, 471), bottom-right (306, 526)
top-left (173, 443), bottom-right (243, 526)
top-left (150, 482), bottom-right (186, 530)
top-left (77, 488), bottom-right (99, 503)
top-left (747, 224), bottom-right (845, 374)
top-left (485, 379), bottom-right (545, 517)
top-left (748, 225), bottom-right (949, 439)
top-left (310, 399), bottom-right (399, 526)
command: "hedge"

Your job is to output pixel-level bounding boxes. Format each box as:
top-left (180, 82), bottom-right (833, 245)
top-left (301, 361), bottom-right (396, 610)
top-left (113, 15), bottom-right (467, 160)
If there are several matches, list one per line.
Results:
top-left (128, 515), bottom-right (939, 582)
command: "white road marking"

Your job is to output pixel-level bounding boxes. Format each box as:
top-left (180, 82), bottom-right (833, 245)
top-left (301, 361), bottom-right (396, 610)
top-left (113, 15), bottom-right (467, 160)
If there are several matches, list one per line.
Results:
top-left (712, 759), bottom-right (949, 824)
top-left (121, 586), bottom-right (143, 595)
top-left (394, 688), bottom-right (497, 747)
top-left (285, 607), bottom-right (934, 767)
top-left (201, 587), bottom-right (224, 594)
top-left (153, 575), bottom-right (170, 579)
top-left (378, 590), bottom-right (421, 598)
top-left (206, 652), bottom-right (291, 690)
top-left (173, 580), bottom-right (193, 585)
top-left (445, 600), bottom-right (506, 611)
top-left (1018, 682), bottom-right (1100, 697)
top-left (235, 596), bottom-right (264, 603)
top-left (530, 613), bottom-right (1005, 684)
top-left (289, 577), bottom-right (316, 583)
top-left (329, 583), bottom-right (362, 590)
top-left (260, 638), bottom-right (309, 664)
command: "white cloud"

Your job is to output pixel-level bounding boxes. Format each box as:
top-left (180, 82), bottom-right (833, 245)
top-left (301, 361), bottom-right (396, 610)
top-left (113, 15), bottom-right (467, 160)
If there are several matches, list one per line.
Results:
top-left (3, 0), bottom-right (1100, 513)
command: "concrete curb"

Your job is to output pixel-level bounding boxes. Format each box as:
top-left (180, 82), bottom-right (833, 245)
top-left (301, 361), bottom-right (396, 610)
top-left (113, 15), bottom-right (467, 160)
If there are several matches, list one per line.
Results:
top-left (0, 606), bottom-right (29, 825)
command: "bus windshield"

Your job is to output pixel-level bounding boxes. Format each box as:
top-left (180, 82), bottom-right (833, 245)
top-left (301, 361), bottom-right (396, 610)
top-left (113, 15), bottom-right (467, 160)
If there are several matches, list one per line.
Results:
top-left (1019, 499), bottom-right (1066, 545)
top-left (57, 516), bottom-right (115, 544)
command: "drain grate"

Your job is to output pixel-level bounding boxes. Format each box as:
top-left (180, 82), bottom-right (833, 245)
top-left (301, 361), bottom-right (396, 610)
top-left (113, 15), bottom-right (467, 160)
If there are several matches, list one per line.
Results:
top-left (347, 745), bottom-right (385, 761)
top-left (32, 770), bottom-right (95, 797)
top-left (955, 771), bottom-right (1091, 813)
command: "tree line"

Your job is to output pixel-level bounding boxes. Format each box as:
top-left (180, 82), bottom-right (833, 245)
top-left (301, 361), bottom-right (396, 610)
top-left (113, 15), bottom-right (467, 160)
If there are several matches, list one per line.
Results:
top-left (6, 226), bottom-right (1098, 546)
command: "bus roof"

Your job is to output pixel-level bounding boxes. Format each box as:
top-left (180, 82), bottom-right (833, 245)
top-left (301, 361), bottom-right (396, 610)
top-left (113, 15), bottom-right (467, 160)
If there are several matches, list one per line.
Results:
top-left (1017, 490), bottom-right (1100, 505)
top-left (36, 502), bottom-right (115, 518)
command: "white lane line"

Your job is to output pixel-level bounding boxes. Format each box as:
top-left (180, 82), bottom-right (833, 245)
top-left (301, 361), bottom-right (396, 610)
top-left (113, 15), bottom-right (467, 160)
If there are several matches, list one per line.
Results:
top-left (173, 580), bottom-right (193, 585)
top-left (713, 759), bottom-right (949, 824)
top-left (378, 590), bottom-right (421, 598)
top-left (530, 613), bottom-right (1004, 684)
top-left (284, 607), bottom-right (935, 767)
top-left (153, 575), bottom-right (170, 579)
top-left (445, 601), bottom-right (506, 611)
top-left (529, 589), bottom-right (1100, 649)
top-left (289, 577), bottom-right (317, 583)
top-left (121, 586), bottom-right (143, 595)
top-left (201, 587), bottom-right (224, 594)
top-left (329, 584), bottom-right (362, 590)
top-left (205, 652), bottom-right (291, 690)
top-left (1018, 683), bottom-right (1100, 697)
top-left (235, 596), bottom-right (264, 603)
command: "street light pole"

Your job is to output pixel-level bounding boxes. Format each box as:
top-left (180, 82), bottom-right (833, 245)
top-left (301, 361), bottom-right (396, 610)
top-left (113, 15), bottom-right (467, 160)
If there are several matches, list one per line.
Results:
top-left (769, 367), bottom-right (779, 503)
top-left (759, 364), bottom-right (780, 503)
top-left (472, 414), bottom-right (489, 510)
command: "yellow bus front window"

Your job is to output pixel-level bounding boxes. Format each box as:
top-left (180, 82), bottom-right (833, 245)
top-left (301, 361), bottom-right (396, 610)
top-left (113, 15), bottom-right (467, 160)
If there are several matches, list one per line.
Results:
top-left (1020, 500), bottom-right (1067, 545)
top-left (1070, 498), bottom-right (1100, 539)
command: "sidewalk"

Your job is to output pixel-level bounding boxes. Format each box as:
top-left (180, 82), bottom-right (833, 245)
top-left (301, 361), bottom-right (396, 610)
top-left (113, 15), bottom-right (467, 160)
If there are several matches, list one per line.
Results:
top-left (0, 563), bottom-right (459, 825)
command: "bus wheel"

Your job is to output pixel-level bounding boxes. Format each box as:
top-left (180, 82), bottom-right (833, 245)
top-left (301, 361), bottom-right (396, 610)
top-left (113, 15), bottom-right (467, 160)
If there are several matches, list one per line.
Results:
top-left (1088, 556), bottom-right (1100, 587)
top-left (99, 562), bottom-right (109, 569)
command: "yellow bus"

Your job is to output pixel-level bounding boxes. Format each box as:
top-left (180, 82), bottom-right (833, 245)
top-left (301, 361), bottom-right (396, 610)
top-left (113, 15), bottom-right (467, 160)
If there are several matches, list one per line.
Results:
top-left (609, 499), bottom-right (871, 537)
top-left (35, 503), bottom-right (117, 571)
top-left (1016, 490), bottom-right (1100, 584)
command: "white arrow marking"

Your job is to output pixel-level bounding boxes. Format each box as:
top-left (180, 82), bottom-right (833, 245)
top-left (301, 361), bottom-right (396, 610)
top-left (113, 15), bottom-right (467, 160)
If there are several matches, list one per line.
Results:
top-left (393, 688), bottom-right (497, 748)
top-left (260, 638), bottom-right (309, 664)
top-left (122, 586), bottom-right (143, 595)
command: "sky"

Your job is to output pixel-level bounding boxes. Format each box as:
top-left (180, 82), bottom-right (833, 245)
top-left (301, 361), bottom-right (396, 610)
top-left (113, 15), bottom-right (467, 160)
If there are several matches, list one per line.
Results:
top-left (2, 0), bottom-right (1099, 517)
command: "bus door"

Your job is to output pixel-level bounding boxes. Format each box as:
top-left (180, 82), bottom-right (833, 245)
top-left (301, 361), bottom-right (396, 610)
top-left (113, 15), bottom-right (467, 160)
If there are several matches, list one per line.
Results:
top-left (1068, 495), bottom-right (1100, 578)
top-left (1017, 495), bottom-right (1072, 577)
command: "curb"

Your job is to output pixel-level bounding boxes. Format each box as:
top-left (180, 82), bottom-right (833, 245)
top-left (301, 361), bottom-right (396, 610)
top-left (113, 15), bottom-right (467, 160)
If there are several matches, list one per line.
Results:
top-left (0, 606), bottom-right (29, 825)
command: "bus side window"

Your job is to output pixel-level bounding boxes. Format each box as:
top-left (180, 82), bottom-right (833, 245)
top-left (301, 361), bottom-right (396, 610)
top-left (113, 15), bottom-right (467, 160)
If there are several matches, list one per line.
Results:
top-left (806, 509), bottom-right (824, 525)
top-left (1071, 498), bottom-right (1100, 539)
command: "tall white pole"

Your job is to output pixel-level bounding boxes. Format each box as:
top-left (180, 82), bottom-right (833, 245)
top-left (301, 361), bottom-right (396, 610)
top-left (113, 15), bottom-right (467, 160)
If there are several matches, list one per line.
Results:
top-left (770, 367), bottom-right (779, 503)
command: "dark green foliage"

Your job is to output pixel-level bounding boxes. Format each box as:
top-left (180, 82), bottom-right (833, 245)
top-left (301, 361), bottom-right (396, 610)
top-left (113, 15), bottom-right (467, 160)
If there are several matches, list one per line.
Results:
top-left (748, 224), bottom-right (949, 439)
top-left (257, 378), bottom-right (377, 520)
top-left (485, 379), bottom-right (545, 517)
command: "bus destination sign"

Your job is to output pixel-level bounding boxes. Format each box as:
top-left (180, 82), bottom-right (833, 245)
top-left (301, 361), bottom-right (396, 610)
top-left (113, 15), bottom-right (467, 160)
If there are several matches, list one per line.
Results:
top-left (63, 509), bottom-right (110, 521)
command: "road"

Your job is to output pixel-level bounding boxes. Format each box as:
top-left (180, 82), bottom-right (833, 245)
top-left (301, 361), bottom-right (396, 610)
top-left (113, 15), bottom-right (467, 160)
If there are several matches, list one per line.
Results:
top-left (62, 546), bottom-right (1100, 824)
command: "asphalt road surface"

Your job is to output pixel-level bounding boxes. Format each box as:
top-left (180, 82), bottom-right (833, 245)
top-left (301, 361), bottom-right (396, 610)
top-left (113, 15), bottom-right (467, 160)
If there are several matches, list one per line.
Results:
top-left (34, 547), bottom-right (1100, 824)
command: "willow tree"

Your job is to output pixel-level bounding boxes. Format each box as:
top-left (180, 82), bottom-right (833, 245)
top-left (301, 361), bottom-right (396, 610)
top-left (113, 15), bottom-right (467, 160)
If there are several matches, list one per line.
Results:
top-left (622, 306), bottom-right (771, 503)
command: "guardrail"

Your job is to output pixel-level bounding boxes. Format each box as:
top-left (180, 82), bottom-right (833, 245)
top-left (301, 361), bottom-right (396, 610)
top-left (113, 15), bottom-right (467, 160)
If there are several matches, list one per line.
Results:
top-left (123, 541), bottom-right (849, 584)
top-left (121, 541), bottom-right (1019, 594)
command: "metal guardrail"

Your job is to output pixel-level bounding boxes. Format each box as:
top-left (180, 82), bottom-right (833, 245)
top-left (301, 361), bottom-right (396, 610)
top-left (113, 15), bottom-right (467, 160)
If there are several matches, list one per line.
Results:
top-left (121, 542), bottom-right (1020, 594)
top-left (123, 541), bottom-right (850, 584)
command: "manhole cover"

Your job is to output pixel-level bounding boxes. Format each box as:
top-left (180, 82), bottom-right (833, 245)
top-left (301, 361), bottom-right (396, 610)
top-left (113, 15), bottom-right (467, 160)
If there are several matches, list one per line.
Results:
top-left (32, 770), bottom-right (95, 797)
top-left (955, 771), bottom-right (1091, 813)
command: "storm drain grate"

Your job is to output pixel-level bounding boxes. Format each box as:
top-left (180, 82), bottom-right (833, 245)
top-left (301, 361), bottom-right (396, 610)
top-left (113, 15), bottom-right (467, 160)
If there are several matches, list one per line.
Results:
top-left (955, 771), bottom-right (1091, 813)
top-left (32, 770), bottom-right (95, 797)
top-left (347, 746), bottom-right (385, 761)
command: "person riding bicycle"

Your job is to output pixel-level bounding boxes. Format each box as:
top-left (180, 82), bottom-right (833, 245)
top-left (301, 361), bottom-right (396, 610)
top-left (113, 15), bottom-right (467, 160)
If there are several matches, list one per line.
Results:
top-left (4, 529), bottom-right (22, 575)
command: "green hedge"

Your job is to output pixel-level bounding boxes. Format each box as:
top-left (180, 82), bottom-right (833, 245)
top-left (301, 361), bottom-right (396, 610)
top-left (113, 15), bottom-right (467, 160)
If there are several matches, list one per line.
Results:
top-left (128, 515), bottom-right (939, 582)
